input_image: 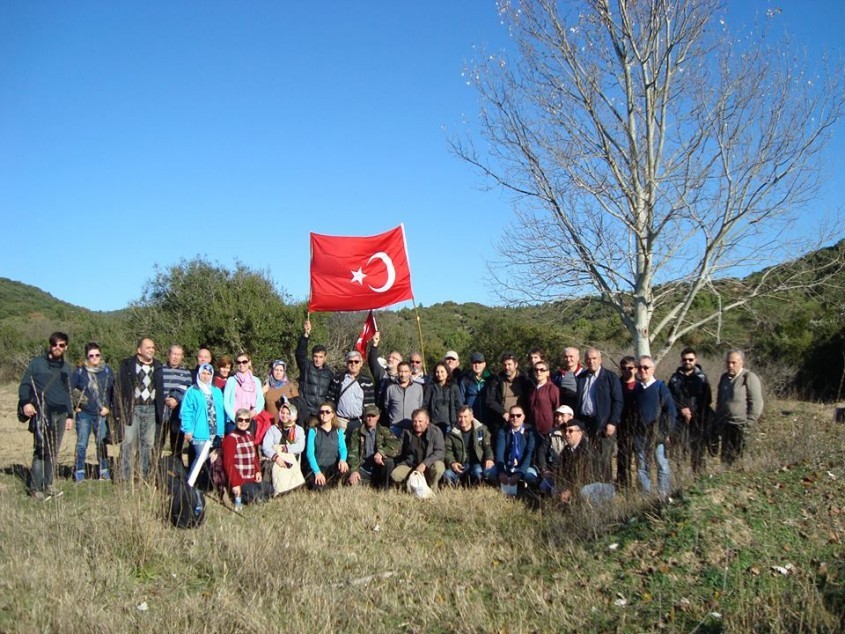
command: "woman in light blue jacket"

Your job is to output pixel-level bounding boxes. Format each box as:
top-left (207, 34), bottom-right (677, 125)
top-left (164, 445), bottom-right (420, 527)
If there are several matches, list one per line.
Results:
top-left (181, 363), bottom-right (225, 477)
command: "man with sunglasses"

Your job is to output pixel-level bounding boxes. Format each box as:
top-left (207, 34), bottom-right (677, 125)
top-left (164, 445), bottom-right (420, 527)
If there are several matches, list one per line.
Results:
top-left (632, 356), bottom-right (676, 499)
top-left (327, 350), bottom-right (375, 439)
top-left (18, 331), bottom-right (75, 500)
top-left (668, 348), bottom-right (713, 474)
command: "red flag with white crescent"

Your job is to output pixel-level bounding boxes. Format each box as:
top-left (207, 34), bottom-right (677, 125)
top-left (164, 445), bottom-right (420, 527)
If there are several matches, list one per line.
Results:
top-left (355, 310), bottom-right (378, 357)
top-left (308, 225), bottom-right (414, 312)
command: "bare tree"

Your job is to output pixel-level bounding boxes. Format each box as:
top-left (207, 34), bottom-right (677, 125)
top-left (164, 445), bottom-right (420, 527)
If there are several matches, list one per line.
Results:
top-left (453, 0), bottom-right (844, 361)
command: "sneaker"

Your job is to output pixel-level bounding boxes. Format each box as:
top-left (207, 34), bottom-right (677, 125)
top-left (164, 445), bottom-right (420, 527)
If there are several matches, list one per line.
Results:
top-left (99, 470), bottom-right (111, 481)
top-left (234, 503), bottom-right (243, 513)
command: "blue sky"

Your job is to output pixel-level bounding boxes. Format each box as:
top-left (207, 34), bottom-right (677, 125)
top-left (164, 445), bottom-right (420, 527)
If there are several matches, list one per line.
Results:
top-left (1, 1), bottom-right (842, 312)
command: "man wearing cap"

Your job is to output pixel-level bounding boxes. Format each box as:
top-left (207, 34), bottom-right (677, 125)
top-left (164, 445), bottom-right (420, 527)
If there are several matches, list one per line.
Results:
top-left (443, 405), bottom-right (495, 486)
top-left (384, 361), bottom-right (424, 434)
top-left (444, 350), bottom-right (463, 382)
top-left (296, 318), bottom-right (334, 419)
top-left (459, 352), bottom-right (492, 424)
top-left (556, 416), bottom-right (616, 506)
top-left (347, 404), bottom-right (401, 489)
top-left (536, 405), bottom-right (575, 493)
top-left (391, 408), bottom-right (446, 492)
top-left (327, 349), bottom-right (375, 439)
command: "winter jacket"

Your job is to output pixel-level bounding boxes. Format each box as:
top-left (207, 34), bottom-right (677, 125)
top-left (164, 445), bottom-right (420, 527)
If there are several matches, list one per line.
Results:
top-left (444, 419), bottom-right (494, 467)
top-left (347, 423), bottom-right (402, 471)
top-left (18, 353), bottom-right (74, 416)
top-left (180, 385), bottom-right (225, 441)
top-left (424, 382), bottom-right (462, 430)
top-left (70, 364), bottom-right (115, 416)
top-left (396, 425), bottom-right (445, 469)
top-left (295, 335), bottom-right (334, 417)
top-left (575, 368), bottom-right (623, 437)
top-left (668, 365), bottom-right (713, 427)
top-left (383, 381), bottom-right (424, 428)
top-left (495, 424), bottom-right (537, 475)
top-left (115, 356), bottom-right (163, 426)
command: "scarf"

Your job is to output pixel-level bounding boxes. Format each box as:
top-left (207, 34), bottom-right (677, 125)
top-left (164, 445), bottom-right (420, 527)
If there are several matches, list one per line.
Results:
top-left (234, 370), bottom-right (257, 412)
top-left (197, 364), bottom-right (217, 435)
top-left (86, 360), bottom-right (106, 410)
top-left (267, 360), bottom-right (288, 390)
top-left (507, 425), bottom-right (526, 468)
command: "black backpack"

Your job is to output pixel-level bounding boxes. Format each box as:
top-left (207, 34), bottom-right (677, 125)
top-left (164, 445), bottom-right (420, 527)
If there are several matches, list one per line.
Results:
top-left (158, 455), bottom-right (206, 529)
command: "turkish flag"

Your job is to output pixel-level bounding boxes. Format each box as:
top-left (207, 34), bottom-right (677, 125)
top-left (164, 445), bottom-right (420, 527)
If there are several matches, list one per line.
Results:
top-left (308, 225), bottom-right (414, 312)
top-left (355, 310), bottom-right (378, 357)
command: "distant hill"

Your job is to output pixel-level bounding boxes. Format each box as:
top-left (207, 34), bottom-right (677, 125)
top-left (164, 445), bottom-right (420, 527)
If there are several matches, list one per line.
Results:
top-left (0, 277), bottom-right (84, 321)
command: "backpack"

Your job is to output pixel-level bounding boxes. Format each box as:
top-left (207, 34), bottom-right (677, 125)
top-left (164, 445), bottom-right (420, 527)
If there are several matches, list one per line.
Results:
top-left (158, 456), bottom-right (206, 529)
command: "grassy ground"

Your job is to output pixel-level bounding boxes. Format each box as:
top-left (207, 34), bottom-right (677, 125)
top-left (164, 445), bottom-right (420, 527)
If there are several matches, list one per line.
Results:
top-left (0, 383), bottom-right (843, 633)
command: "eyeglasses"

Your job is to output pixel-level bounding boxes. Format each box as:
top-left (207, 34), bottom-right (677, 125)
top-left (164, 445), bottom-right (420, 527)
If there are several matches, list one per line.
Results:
top-left (236, 417), bottom-right (251, 423)
top-left (87, 353), bottom-right (101, 359)
top-left (637, 365), bottom-right (654, 370)
top-left (236, 359), bottom-right (249, 365)
top-left (319, 410), bottom-right (333, 415)
top-left (510, 413), bottom-right (525, 419)
top-left (534, 368), bottom-right (548, 373)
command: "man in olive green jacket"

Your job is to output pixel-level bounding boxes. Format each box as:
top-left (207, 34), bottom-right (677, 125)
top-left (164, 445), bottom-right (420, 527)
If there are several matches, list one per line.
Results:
top-left (443, 405), bottom-right (496, 486)
top-left (715, 350), bottom-right (764, 465)
top-left (347, 404), bottom-right (401, 489)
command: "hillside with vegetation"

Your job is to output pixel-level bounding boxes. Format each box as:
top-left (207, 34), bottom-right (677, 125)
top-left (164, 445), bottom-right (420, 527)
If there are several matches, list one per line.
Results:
top-left (1, 240), bottom-right (843, 399)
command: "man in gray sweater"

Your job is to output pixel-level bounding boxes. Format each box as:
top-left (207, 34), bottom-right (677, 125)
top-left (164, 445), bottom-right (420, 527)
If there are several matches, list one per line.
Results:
top-left (715, 350), bottom-right (764, 465)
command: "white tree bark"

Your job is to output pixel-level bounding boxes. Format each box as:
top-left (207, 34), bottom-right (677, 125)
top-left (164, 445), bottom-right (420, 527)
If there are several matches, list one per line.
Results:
top-left (454, 0), bottom-right (844, 361)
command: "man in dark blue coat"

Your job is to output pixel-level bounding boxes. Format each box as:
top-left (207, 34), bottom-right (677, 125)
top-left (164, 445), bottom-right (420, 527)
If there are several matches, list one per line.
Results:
top-left (575, 347), bottom-right (623, 482)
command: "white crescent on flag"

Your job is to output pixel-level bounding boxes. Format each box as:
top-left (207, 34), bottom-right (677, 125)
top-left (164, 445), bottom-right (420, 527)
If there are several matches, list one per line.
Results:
top-left (366, 251), bottom-right (396, 293)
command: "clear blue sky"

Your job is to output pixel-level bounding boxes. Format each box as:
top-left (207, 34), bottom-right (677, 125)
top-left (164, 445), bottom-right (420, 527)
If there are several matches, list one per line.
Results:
top-left (1, 1), bottom-right (842, 312)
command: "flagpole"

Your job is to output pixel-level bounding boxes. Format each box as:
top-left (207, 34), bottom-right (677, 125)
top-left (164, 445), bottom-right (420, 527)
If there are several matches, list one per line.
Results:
top-left (411, 299), bottom-right (427, 376)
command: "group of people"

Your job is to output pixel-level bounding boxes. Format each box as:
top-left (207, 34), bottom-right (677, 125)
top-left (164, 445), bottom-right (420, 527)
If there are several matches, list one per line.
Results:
top-left (17, 323), bottom-right (764, 507)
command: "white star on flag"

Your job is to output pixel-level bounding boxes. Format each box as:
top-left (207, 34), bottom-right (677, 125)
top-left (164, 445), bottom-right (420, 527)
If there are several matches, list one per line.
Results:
top-left (351, 267), bottom-right (366, 284)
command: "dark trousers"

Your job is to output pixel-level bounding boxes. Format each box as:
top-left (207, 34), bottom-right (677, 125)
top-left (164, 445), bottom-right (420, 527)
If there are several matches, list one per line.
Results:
top-left (31, 411), bottom-right (67, 492)
top-left (721, 423), bottom-right (746, 466)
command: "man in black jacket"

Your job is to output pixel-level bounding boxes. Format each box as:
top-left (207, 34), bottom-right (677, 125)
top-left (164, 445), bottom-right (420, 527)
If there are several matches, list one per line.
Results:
top-left (295, 319), bottom-right (334, 421)
top-left (18, 331), bottom-right (75, 499)
top-left (668, 348), bottom-right (713, 473)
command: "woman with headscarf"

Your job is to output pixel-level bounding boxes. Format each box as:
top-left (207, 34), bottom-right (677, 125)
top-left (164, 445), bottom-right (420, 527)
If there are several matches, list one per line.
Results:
top-left (261, 400), bottom-right (306, 495)
top-left (262, 359), bottom-right (299, 419)
top-left (223, 352), bottom-right (264, 435)
top-left (70, 342), bottom-right (115, 482)
top-left (222, 407), bottom-right (271, 511)
top-left (181, 363), bottom-right (225, 481)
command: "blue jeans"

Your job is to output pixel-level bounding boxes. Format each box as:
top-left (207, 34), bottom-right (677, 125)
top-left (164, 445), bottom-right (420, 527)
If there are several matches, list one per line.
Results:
top-left (75, 412), bottom-right (110, 478)
top-left (443, 463), bottom-right (496, 486)
top-left (634, 433), bottom-right (671, 498)
top-left (120, 404), bottom-right (157, 480)
top-left (488, 465), bottom-right (539, 485)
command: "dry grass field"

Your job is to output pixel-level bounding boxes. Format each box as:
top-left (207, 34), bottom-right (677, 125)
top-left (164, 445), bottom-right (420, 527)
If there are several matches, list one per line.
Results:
top-left (0, 382), bottom-right (843, 633)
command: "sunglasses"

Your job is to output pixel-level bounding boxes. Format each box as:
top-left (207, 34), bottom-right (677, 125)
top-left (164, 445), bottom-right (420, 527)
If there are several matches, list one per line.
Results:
top-left (564, 428), bottom-right (581, 434)
top-left (87, 353), bottom-right (101, 359)
top-left (236, 417), bottom-right (251, 423)
top-left (347, 360), bottom-right (361, 365)
top-left (319, 410), bottom-right (333, 415)
top-left (534, 368), bottom-right (548, 373)
top-left (236, 359), bottom-right (249, 365)
top-left (52, 342), bottom-right (68, 348)
top-left (637, 365), bottom-right (654, 370)
top-left (510, 413), bottom-right (525, 418)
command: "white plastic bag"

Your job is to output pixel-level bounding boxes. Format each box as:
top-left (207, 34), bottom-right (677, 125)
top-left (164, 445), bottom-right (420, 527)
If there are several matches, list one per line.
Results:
top-left (407, 470), bottom-right (435, 499)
